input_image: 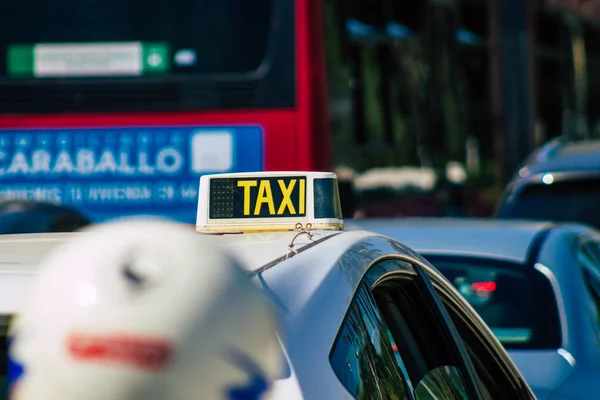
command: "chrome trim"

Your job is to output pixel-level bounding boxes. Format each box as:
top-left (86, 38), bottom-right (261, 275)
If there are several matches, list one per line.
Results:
top-left (535, 263), bottom-right (569, 348)
top-left (557, 348), bottom-right (576, 368)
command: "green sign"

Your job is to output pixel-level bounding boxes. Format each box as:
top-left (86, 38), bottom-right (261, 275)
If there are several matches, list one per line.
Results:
top-left (7, 42), bottom-right (170, 78)
top-left (8, 45), bottom-right (34, 76)
top-left (142, 43), bottom-right (169, 72)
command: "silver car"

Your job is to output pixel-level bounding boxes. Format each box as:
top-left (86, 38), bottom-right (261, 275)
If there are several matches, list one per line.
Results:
top-left (347, 217), bottom-right (600, 399)
top-left (0, 168), bottom-right (537, 400)
top-left (0, 227), bottom-right (535, 399)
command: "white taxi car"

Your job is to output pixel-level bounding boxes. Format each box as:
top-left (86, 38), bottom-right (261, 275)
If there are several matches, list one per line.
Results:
top-left (0, 172), bottom-right (535, 400)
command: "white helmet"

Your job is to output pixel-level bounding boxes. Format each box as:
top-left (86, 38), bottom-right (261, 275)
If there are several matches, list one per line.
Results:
top-left (8, 219), bottom-right (283, 400)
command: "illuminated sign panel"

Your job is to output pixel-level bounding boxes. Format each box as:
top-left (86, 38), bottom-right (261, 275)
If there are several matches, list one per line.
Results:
top-left (196, 172), bottom-right (343, 233)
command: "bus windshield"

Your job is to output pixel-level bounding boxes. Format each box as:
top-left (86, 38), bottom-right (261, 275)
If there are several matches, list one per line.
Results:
top-left (1, 0), bottom-right (272, 79)
top-left (0, 0), bottom-right (294, 112)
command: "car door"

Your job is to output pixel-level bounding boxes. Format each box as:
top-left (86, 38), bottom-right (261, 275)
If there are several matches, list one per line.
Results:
top-left (423, 264), bottom-right (536, 399)
top-left (329, 256), bottom-right (485, 399)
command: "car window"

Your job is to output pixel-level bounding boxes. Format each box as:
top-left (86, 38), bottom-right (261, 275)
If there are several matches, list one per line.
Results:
top-left (368, 259), bottom-right (476, 399)
top-left (329, 282), bottom-right (409, 400)
top-left (577, 240), bottom-right (600, 340)
top-left (578, 239), bottom-right (600, 277)
top-left (428, 274), bottom-right (533, 399)
top-left (413, 366), bottom-right (475, 399)
top-left (424, 255), bottom-right (561, 350)
top-left (501, 178), bottom-right (600, 228)
top-left (581, 269), bottom-right (600, 340)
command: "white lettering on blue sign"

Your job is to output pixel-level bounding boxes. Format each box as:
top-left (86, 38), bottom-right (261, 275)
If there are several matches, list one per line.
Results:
top-left (0, 186), bottom-right (63, 202)
top-left (0, 182), bottom-right (198, 205)
top-left (180, 183), bottom-right (198, 201)
top-left (0, 126), bottom-right (263, 221)
top-left (87, 184), bottom-right (153, 203)
top-left (0, 147), bottom-right (184, 177)
top-left (0, 182), bottom-right (198, 204)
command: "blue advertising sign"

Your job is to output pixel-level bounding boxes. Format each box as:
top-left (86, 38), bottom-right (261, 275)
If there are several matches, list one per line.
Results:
top-left (0, 126), bottom-right (264, 223)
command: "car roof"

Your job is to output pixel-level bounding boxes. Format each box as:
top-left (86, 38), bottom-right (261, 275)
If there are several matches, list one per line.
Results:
top-left (0, 232), bottom-right (76, 263)
top-left (0, 230), bottom-right (342, 269)
top-left (0, 229), bottom-right (348, 314)
top-left (521, 138), bottom-right (600, 176)
top-left (345, 217), bottom-right (559, 263)
top-left (0, 232), bottom-right (77, 314)
top-left (213, 230), bottom-right (342, 269)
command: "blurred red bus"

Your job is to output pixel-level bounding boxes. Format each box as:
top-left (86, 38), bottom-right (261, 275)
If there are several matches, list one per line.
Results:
top-left (0, 0), bottom-right (330, 222)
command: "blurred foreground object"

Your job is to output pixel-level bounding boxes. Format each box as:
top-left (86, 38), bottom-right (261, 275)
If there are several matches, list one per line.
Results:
top-left (8, 219), bottom-right (282, 400)
top-left (0, 200), bottom-right (90, 234)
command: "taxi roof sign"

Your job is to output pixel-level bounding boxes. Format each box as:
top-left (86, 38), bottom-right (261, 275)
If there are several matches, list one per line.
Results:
top-left (196, 171), bottom-right (344, 233)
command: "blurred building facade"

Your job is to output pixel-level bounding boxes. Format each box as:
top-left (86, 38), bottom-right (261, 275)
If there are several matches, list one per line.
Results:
top-left (325, 0), bottom-right (600, 186)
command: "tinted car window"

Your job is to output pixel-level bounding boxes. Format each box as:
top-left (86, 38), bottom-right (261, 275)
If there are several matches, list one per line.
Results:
top-left (424, 256), bottom-right (561, 349)
top-left (500, 178), bottom-right (600, 228)
top-left (414, 366), bottom-right (475, 400)
top-left (369, 260), bottom-right (476, 399)
top-left (330, 283), bottom-right (408, 400)
top-left (577, 241), bottom-right (600, 339)
top-left (430, 277), bottom-right (533, 399)
top-left (582, 269), bottom-right (600, 335)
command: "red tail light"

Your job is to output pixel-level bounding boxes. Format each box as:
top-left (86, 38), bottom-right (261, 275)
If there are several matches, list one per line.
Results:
top-left (471, 281), bottom-right (497, 292)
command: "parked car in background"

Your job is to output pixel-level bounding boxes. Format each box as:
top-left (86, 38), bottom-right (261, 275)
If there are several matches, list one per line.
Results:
top-left (495, 137), bottom-right (600, 229)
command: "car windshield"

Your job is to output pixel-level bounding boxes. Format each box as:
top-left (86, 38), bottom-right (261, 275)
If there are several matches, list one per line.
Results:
top-left (502, 177), bottom-right (600, 228)
top-left (424, 255), bottom-right (562, 350)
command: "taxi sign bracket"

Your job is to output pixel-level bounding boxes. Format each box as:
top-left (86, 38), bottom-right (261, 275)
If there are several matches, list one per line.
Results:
top-left (288, 223), bottom-right (314, 254)
top-left (250, 232), bottom-right (343, 276)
